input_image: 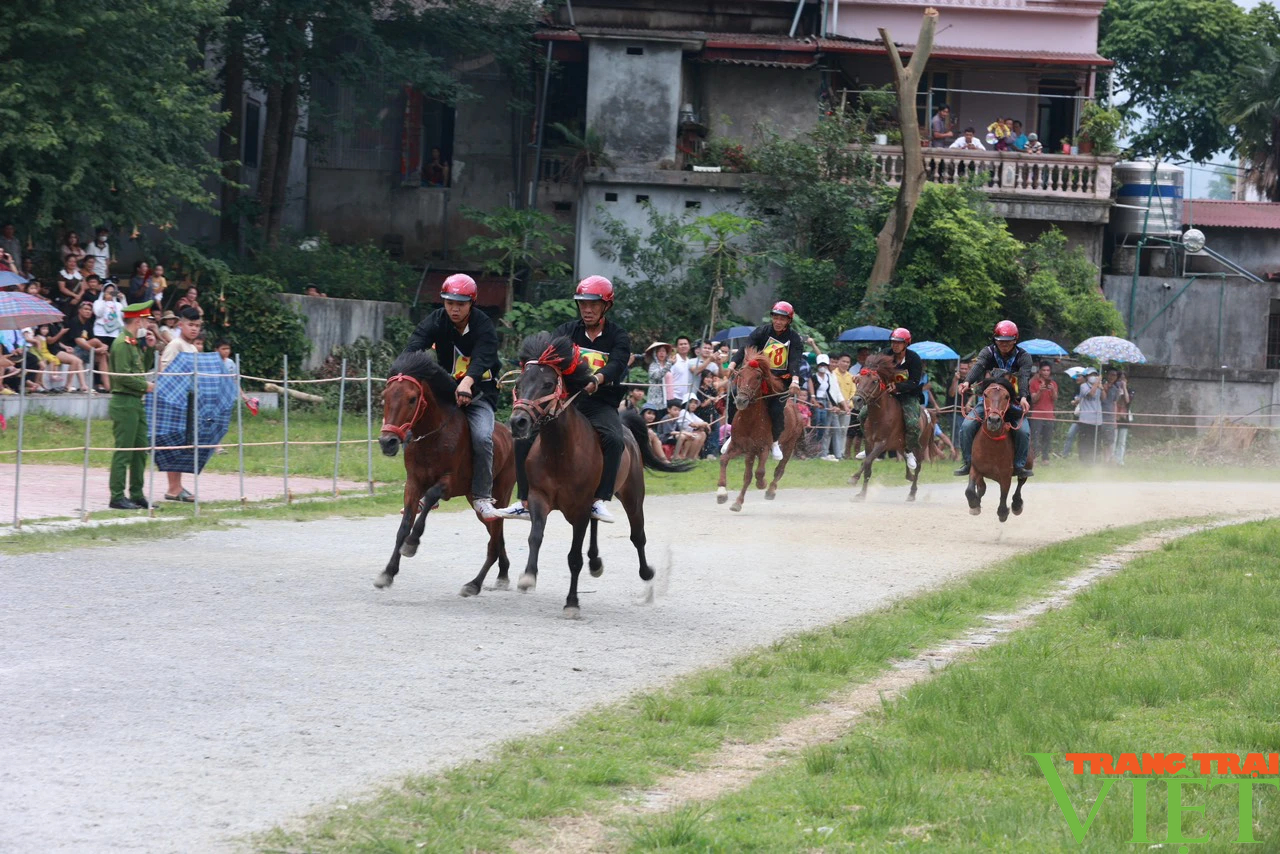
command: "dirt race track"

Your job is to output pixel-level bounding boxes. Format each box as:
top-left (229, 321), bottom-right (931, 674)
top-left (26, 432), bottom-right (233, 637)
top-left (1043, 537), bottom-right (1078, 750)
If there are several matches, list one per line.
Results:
top-left (3, 479), bottom-right (1279, 852)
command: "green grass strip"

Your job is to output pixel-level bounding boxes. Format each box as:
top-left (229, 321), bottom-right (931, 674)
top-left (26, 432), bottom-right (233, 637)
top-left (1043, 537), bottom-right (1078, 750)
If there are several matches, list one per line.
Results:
top-left (258, 517), bottom-right (1204, 853)
top-left (647, 518), bottom-right (1280, 852)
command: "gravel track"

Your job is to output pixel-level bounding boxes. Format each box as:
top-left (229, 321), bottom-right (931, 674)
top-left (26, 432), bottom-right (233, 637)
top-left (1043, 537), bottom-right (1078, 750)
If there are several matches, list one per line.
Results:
top-left (3, 479), bottom-right (1278, 852)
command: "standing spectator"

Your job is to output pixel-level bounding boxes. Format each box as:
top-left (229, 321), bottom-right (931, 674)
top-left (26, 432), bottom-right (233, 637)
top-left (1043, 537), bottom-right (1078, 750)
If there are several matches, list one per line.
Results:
top-left (669, 336), bottom-right (709, 401)
top-left (930, 105), bottom-right (955, 148)
top-left (0, 223), bottom-right (21, 270)
top-left (148, 264), bottom-right (168, 306)
top-left (66, 300), bottom-right (110, 391)
top-left (1027, 362), bottom-right (1058, 464)
top-left (126, 261), bottom-right (153, 303)
top-left (424, 147), bottom-right (451, 187)
top-left (157, 308), bottom-right (202, 503)
top-left (80, 274), bottom-right (104, 309)
top-left (1113, 371), bottom-right (1132, 466)
top-left (1009, 121), bottom-right (1029, 152)
top-left (61, 231), bottom-right (87, 266)
top-left (643, 341), bottom-right (674, 408)
top-left (827, 353), bottom-right (856, 460)
top-left (849, 347), bottom-right (873, 459)
top-left (93, 282), bottom-right (126, 350)
top-left (174, 286), bottom-right (204, 318)
top-left (84, 228), bottom-right (112, 280)
top-left (1075, 368), bottom-right (1103, 461)
top-left (1100, 368), bottom-right (1123, 462)
top-left (56, 256), bottom-right (85, 309)
top-left (107, 301), bottom-right (156, 509)
top-left (811, 354), bottom-right (846, 459)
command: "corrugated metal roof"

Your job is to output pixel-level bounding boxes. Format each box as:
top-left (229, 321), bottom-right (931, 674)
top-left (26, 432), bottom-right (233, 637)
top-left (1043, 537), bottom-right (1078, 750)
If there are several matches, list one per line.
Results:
top-left (1183, 200), bottom-right (1280, 231)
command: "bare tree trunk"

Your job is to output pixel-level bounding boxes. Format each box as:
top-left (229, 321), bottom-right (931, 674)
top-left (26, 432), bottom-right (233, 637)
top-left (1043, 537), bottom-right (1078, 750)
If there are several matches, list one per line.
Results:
top-left (255, 79), bottom-right (284, 244)
top-left (218, 3), bottom-right (246, 249)
top-left (264, 76), bottom-right (300, 246)
top-left (863, 9), bottom-right (939, 311)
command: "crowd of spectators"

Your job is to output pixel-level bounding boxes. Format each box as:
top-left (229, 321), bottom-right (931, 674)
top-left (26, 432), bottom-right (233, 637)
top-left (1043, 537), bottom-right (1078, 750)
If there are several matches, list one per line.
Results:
top-left (930, 105), bottom-right (1044, 153)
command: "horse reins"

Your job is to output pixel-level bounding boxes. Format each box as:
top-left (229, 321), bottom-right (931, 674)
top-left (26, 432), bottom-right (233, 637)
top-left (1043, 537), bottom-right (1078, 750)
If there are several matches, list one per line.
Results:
top-left (512, 343), bottom-right (583, 427)
top-left (381, 373), bottom-right (435, 443)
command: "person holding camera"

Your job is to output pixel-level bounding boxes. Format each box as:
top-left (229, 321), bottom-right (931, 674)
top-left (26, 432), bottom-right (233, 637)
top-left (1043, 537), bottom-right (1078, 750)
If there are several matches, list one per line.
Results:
top-left (93, 281), bottom-right (126, 349)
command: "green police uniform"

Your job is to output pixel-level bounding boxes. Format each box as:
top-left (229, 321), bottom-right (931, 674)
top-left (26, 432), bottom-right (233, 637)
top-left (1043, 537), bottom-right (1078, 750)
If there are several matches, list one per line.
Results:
top-left (108, 306), bottom-right (152, 504)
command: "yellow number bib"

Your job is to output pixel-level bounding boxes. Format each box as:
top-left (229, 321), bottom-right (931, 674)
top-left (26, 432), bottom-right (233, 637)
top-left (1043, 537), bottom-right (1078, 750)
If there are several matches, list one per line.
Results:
top-left (579, 347), bottom-right (609, 373)
top-left (450, 346), bottom-right (491, 381)
top-left (762, 337), bottom-right (788, 371)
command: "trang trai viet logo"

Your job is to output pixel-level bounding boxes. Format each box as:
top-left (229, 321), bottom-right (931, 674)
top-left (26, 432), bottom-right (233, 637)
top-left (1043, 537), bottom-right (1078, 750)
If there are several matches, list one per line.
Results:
top-left (1030, 752), bottom-right (1280, 848)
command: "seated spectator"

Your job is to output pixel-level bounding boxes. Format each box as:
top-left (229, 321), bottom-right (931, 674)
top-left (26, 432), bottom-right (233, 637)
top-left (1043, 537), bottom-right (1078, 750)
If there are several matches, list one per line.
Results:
top-left (1026, 133), bottom-right (1044, 155)
top-left (66, 300), bottom-right (110, 391)
top-left (653, 399), bottom-right (680, 453)
top-left (174, 286), bottom-right (204, 317)
top-left (1009, 120), bottom-right (1029, 152)
top-left (950, 127), bottom-right (986, 150)
top-left (20, 256), bottom-right (36, 281)
top-left (56, 256), bottom-right (85, 309)
top-left (154, 311), bottom-right (179, 343)
top-left (0, 328), bottom-right (44, 394)
top-left (126, 261), bottom-right (152, 303)
top-left (25, 325), bottom-right (63, 392)
top-left (639, 402), bottom-right (667, 458)
top-left (673, 397), bottom-right (711, 460)
top-left (622, 387), bottom-right (646, 412)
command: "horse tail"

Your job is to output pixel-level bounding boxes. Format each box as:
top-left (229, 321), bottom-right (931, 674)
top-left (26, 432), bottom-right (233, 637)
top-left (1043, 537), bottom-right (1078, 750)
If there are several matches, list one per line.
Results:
top-left (621, 408), bottom-right (695, 473)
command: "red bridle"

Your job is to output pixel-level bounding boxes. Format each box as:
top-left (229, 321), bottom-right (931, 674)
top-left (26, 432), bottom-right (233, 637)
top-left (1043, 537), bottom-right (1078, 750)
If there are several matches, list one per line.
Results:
top-left (981, 386), bottom-right (1011, 441)
top-left (381, 374), bottom-right (429, 442)
top-left (857, 368), bottom-right (888, 405)
top-left (512, 343), bottom-right (581, 425)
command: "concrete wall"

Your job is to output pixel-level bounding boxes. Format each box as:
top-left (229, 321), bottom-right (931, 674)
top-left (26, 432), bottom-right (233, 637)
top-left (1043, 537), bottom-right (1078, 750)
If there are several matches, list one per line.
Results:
top-left (1125, 363), bottom-right (1280, 426)
top-left (1185, 227), bottom-right (1280, 278)
top-left (1102, 273), bottom-right (1280, 371)
top-left (586, 39), bottom-right (683, 167)
top-left (278, 293), bottom-right (409, 371)
top-left (1007, 218), bottom-right (1105, 268)
top-left (699, 65), bottom-right (821, 141)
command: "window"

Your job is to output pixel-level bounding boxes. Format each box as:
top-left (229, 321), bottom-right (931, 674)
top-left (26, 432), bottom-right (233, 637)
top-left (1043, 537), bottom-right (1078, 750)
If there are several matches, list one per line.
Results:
top-left (685, 200), bottom-right (701, 209)
top-left (553, 201), bottom-right (572, 212)
top-left (1268, 306), bottom-right (1280, 369)
top-left (243, 98), bottom-right (262, 169)
top-left (916, 72), bottom-right (950, 132)
top-left (635, 194), bottom-right (650, 203)
top-left (627, 46), bottom-right (645, 56)
top-left (605, 192), bottom-right (618, 202)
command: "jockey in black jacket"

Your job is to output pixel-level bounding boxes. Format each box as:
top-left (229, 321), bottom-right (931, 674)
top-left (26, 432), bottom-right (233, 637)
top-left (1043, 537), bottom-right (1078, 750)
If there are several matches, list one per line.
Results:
top-left (723, 301), bottom-right (803, 461)
top-left (954, 319), bottom-right (1035, 478)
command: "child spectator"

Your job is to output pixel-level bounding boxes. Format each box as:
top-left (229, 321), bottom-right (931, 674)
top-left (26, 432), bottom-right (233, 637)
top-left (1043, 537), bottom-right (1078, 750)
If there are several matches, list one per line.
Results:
top-left (1026, 133), bottom-right (1044, 154)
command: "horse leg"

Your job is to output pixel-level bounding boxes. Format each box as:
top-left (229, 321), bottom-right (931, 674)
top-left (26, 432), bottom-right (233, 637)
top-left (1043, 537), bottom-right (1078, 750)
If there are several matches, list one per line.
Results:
top-left (965, 473), bottom-right (982, 516)
top-left (755, 448), bottom-right (767, 490)
top-left (564, 519), bottom-right (589, 619)
top-left (854, 441), bottom-right (885, 501)
top-left (716, 449), bottom-right (733, 504)
top-left (518, 497), bottom-right (549, 593)
top-left (403, 480), bottom-right (445, 557)
top-left (461, 520), bottom-right (506, 597)
top-left (376, 481), bottom-right (436, 588)
top-left (588, 518), bottom-right (604, 577)
top-left (765, 447), bottom-right (793, 500)
top-left (732, 450), bottom-right (754, 512)
top-left (907, 455), bottom-right (921, 502)
top-left (1011, 476), bottom-right (1027, 516)
top-left (621, 487), bottom-right (653, 582)
top-left (997, 476), bottom-right (1012, 523)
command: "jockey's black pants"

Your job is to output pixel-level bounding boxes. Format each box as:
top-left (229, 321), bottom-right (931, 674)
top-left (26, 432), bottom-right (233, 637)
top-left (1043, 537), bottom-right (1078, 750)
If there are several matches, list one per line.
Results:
top-left (514, 395), bottom-right (625, 503)
top-left (726, 393), bottom-right (787, 442)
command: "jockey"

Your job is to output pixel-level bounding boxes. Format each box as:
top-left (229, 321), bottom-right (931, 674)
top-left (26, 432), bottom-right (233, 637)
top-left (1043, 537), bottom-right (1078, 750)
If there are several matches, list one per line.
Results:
top-left (954, 319), bottom-right (1035, 478)
top-left (498, 275), bottom-right (632, 524)
top-left (401, 273), bottom-right (503, 519)
top-left (883, 327), bottom-right (925, 471)
top-left (724, 301), bottom-right (804, 460)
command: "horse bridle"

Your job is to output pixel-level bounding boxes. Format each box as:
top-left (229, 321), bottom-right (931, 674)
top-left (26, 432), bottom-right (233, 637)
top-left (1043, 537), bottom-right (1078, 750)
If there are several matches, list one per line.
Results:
top-left (512, 344), bottom-right (582, 427)
top-left (857, 368), bottom-right (888, 406)
top-left (980, 384), bottom-right (1011, 441)
top-left (382, 374), bottom-right (433, 443)
top-left (732, 358), bottom-right (774, 409)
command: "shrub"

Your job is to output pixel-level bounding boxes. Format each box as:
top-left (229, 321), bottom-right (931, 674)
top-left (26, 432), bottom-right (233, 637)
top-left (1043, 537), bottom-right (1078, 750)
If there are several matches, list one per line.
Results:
top-left (252, 233), bottom-right (418, 303)
top-left (204, 274), bottom-right (311, 382)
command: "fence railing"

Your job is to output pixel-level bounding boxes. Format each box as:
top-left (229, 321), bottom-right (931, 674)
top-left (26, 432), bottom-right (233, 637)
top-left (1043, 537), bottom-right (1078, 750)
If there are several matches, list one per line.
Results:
top-left (863, 145), bottom-right (1114, 200)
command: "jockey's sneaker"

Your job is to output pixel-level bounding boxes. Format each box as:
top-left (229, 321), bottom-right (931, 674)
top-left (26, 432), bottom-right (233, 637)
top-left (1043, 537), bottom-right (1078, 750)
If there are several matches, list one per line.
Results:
top-left (496, 502), bottom-right (531, 521)
top-left (591, 499), bottom-right (616, 523)
top-left (855, 450), bottom-right (866, 460)
top-left (1014, 466), bottom-right (1035, 478)
top-left (473, 498), bottom-right (501, 520)
top-left (953, 462), bottom-right (971, 476)
top-left (418, 496), bottom-right (441, 512)
top-left (906, 452), bottom-right (918, 471)
top-left (770, 441), bottom-right (783, 461)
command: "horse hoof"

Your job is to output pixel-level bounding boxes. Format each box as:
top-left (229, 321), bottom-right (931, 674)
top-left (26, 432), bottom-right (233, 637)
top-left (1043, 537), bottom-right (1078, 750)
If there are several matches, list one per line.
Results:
top-left (639, 566), bottom-right (654, 582)
top-left (1012, 506), bottom-right (1024, 516)
top-left (764, 490), bottom-right (776, 501)
top-left (906, 493), bottom-right (916, 502)
top-left (459, 583), bottom-right (480, 598)
top-left (847, 476), bottom-right (860, 486)
top-left (373, 572), bottom-right (395, 589)
top-left (852, 493), bottom-right (865, 502)
top-left (730, 503), bottom-right (743, 512)
top-left (562, 606), bottom-right (582, 620)
top-left (716, 494), bottom-right (728, 505)
top-left (399, 542), bottom-right (418, 558)
top-left (998, 513), bottom-right (1009, 523)
top-left (518, 573), bottom-right (537, 592)
top-left (969, 507), bottom-right (981, 516)
top-left (491, 577), bottom-right (510, 591)
top-left (589, 558), bottom-right (604, 578)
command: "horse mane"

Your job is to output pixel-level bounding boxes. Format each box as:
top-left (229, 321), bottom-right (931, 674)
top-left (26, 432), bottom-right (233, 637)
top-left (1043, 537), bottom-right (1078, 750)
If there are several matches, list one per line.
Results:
top-left (863, 352), bottom-right (897, 382)
top-left (518, 332), bottom-right (591, 390)
top-left (388, 350), bottom-right (458, 407)
top-left (739, 346), bottom-right (784, 392)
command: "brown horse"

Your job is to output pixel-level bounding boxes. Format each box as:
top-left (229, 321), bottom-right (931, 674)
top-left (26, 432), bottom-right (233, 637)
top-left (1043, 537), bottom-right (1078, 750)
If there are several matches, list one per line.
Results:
top-left (849, 353), bottom-right (933, 502)
top-left (374, 350), bottom-right (516, 594)
top-left (508, 333), bottom-right (692, 617)
top-left (716, 347), bottom-right (802, 511)
top-left (966, 379), bottom-right (1030, 522)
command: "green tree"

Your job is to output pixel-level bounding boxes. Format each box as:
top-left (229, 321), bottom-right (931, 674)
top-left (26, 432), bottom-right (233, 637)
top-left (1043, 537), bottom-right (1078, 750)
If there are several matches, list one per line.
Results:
top-left (461, 206), bottom-right (572, 310)
top-left (1222, 43), bottom-right (1280, 202)
top-left (0, 0), bottom-right (225, 230)
top-left (1012, 227), bottom-right (1125, 345)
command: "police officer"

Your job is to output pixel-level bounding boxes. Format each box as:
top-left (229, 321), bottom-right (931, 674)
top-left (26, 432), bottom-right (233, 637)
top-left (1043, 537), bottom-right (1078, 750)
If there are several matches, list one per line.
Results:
top-left (107, 300), bottom-right (156, 510)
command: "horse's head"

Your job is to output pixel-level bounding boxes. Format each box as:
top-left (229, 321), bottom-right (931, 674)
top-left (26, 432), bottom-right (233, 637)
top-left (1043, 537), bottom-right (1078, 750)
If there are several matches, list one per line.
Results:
top-left (510, 332), bottom-right (585, 440)
top-left (981, 380), bottom-right (1012, 435)
top-left (853, 354), bottom-right (894, 409)
top-left (380, 350), bottom-right (454, 456)
top-left (733, 347), bottom-right (779, 410)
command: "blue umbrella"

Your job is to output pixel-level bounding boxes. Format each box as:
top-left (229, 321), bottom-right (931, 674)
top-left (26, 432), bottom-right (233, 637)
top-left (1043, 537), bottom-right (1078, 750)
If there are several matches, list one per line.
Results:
top-left (1020, 338), bottom-right (1069, 357)
top-left (908, 340), bottom-right (960, 360)
top-left (836, 325), bottom-right (892, 342)
top-left (712, 325), bottom-right (755, 343)
top-left (0, 271), bottom-right (30, 290)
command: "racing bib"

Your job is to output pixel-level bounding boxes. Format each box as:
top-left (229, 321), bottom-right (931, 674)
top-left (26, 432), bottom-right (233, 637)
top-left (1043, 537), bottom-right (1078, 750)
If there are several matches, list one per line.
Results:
top-left (449, 346), bottom-right (491, 381)
top-left (761, 337), bottom-right (789, 371)
top-left (579, 347), bottom-right (609, 373)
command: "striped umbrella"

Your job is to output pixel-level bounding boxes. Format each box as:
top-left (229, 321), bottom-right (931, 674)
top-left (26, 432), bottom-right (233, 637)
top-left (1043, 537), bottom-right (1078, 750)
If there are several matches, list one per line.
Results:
top-left (0, 291), bottom-right (63, 330)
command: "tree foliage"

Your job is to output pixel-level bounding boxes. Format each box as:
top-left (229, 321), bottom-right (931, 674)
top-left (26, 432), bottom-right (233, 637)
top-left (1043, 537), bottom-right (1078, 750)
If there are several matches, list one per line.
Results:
top-left (461, 206), bottom-right (573, 307)
top-left (1014, 228), bottom-right (1126, 345)
top-left (1221, 42), bottom-right (1280, 202)
top-left (0, 0), bottom-right (225, 230)
top-left (249, 233), bottom-right (418, 302)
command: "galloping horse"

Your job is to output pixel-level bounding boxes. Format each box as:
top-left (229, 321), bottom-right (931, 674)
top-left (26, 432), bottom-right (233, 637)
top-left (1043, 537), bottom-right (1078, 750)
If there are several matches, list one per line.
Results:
top-left (508, 333), bottom-right (691, 617)
top-left (375, 351), bottom-right (516, 593)
top-left (966, 376), bottom-right (1031, 522)
top-left (849, 354), bottom-right (933, 502)
top-left (716, 347), bottom-right (802, 511)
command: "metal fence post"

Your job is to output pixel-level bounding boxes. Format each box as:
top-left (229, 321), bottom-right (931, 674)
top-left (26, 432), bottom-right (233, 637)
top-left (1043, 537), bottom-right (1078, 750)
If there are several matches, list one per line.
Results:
top-left (13, 359), bottom-right (27, 529)
top-left (80, 360), bottom-right (94, 521)
top-left (148, 352), bottom-right (160, 515)
top-left (236, 354), bottom-right (245, 503)
top-left (365, 358), bottom-right (374, 495)
top-left (282, 354), bottom-right (290, 503)
top-left (333, 357), bottom-right (346, 496)
top-left (192, 353), bottom-right (200, 516)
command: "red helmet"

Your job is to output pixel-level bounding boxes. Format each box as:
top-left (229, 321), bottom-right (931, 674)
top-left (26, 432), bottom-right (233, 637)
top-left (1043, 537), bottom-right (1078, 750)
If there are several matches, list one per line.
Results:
top-left (770, 301), bottom-right (794, 319)
top-left (890, 327), bottom-right (912, 344)
top-left (440, 273), bottom-right (477, 302)
top-left (574, 275), bottom-right (614, 303)
top-left (993, 320), bottom-right (1019, 342)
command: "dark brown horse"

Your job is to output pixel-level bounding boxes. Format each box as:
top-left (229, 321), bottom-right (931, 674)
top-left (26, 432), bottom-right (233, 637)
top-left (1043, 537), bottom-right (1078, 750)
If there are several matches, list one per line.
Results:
top-left (849, 353), bottom-right (933, 502)
top-left (966, 378), bottom-right (1030, 522)
top-left (374, 351), bottom-right (516, 594)
top-left (508, 333), bottom-right (691, 617)
top-left (716, 347), bottom-right (802, 511)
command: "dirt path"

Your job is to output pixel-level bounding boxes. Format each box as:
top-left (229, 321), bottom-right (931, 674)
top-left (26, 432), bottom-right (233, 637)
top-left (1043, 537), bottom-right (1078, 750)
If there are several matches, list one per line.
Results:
top-left (2, 480), bottom-right (1277, 852)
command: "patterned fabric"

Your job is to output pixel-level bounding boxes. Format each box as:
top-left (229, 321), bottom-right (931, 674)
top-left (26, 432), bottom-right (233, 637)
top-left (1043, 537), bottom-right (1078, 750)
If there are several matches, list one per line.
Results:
top-left (146, 352), bottom-right (237, 473)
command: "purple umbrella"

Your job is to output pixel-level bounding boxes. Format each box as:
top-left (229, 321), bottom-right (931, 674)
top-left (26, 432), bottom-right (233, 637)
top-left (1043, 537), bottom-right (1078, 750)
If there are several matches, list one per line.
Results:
top-left (0, 291), bottom-right (63, 330)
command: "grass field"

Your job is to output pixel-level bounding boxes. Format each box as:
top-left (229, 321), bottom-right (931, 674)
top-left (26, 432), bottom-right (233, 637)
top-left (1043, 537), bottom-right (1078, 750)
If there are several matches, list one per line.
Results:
top-left (256, 518), bottom-right (1202, 853)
